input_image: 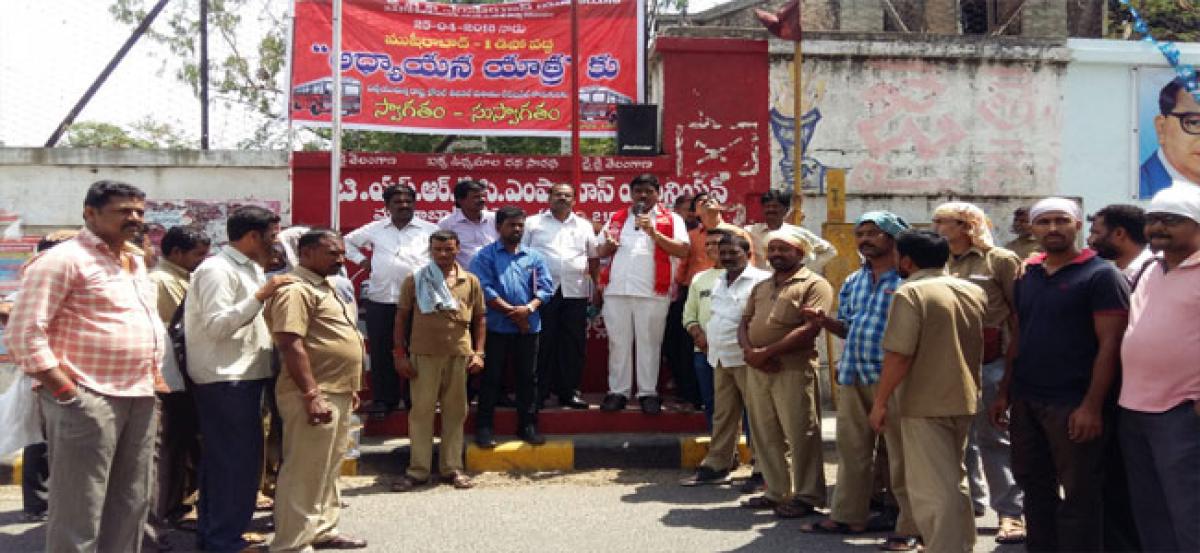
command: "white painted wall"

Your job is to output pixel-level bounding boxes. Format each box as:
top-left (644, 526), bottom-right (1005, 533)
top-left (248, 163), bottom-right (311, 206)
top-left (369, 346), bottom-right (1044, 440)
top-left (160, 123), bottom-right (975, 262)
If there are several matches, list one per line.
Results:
top-left (1060, 39), bottom-right (1200, 213)
top-left (0, 148), bottom-right (290, 230)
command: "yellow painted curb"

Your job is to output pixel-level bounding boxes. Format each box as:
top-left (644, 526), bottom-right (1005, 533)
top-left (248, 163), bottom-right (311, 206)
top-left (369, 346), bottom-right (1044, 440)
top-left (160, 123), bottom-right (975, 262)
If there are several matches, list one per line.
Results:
top-left (679, 436), bottom-right (751, 469)
top-left (465, 440), bottom-right (573, 472)
top-left (11, 453), bottom-right (22, 486)
top-left (340, 457), bottom-right (358, 477)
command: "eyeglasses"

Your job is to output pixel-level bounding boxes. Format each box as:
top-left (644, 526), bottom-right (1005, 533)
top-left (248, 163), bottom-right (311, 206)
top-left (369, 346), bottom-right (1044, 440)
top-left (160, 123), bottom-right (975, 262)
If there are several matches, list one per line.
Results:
top-left (1146, 212), bottom-right (1193, 226)
top-left (1166, 112), bottom-right (1200, 135)
top-left (931, 217), bottom-right (964, 226)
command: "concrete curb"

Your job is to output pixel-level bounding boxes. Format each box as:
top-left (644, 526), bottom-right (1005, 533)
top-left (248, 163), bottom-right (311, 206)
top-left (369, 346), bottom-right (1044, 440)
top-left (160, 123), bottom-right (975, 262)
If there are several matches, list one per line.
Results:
top-left (349, 433), bottom-right (814, 476)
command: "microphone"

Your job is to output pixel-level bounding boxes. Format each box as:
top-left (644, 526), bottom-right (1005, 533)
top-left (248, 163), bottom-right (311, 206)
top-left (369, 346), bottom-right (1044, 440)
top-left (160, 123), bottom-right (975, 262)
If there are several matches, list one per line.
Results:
top-left (632, 200), bottom-right (648, 232)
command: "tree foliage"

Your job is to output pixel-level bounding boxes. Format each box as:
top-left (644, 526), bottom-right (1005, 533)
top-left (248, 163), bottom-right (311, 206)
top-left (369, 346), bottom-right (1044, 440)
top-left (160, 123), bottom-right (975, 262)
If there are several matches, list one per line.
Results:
top-left (65, 118), bottom-right (193, 149)
top-left (1109, 0), bottom-right (1200, 42)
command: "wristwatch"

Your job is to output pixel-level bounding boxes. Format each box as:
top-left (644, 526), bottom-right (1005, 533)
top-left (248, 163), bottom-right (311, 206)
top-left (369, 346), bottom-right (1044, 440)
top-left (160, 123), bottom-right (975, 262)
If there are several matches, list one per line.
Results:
top-left (472, 351), bottom-right (486, 359)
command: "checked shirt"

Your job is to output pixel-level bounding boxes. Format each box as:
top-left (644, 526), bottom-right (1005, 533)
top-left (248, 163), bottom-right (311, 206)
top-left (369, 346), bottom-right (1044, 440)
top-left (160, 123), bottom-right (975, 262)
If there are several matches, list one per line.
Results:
top-left (834, 265), bottom-right (901, 385)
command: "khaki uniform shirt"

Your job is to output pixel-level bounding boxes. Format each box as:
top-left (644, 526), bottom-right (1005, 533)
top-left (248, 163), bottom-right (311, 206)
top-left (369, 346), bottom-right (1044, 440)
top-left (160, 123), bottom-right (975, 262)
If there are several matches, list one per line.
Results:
top-left (882, 268), bottom-right (987, 418)
top-left (743, 266), bottom-right (834, 371)
top-left (397, 264), bottom-right (485, 357)
top-left (946, 246), bottom-right (1020, 329)
top-left (149, 259), bottom-right (189, 324)
top-left (1004, 235), bottom-right (1042, 261)
top-left (266, 266), bottom-right (364, 394)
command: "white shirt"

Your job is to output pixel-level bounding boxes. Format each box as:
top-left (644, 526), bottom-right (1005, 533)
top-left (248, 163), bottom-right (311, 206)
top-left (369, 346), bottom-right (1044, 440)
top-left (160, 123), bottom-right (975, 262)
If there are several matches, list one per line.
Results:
top-left (521, 211), bottom-right (598, 299)
top-left (603, 206), bottom-right (690, 298)
top-left (185, 246), bottom-right (274, 384)
top-left (345, 217), bottom-right (438, 304)
top-left (437, 208), bottom-right (498, 268)
top-left (705, 266), bottom-right (771, 368)
top-left (1122, 247), bottom-right (1159, 287)
top-left (745, 222), bottom-right (838, 273)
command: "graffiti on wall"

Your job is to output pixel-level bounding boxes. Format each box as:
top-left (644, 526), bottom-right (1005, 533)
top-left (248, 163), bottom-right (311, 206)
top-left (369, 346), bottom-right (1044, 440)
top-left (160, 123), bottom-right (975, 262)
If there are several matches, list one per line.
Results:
top-left (768, 107), bottom-right (832, 193)
top-left (768, 58), bottom-right (1062, 195)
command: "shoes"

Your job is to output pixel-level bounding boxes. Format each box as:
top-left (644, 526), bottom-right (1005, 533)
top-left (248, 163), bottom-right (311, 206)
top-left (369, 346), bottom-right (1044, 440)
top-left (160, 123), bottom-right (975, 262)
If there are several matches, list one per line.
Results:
top-left (996, 515), bottom-right (1027, 544)
top-left (679, 466), bottom-right (732, 486)
top-left (21, 511), bottom-right (47, 523)
top-left (639, 396), bottom-right (662, 415)
top-left (475, 427), bottom-right (497, 448)
top-left (390, 475), bottom-right (430, 492)
top-left (517, 424), bottom-right (546, 445)
top-left (443, 471), bottom-right (475, 489)
top-left (739, 472), bottom-right (766, 494)
top-left (600, 393), bottom-right (627, 412)
top-left (313, 534), bottom-right (369, 549)
top-left (559, 394), bottom-right (590, 410)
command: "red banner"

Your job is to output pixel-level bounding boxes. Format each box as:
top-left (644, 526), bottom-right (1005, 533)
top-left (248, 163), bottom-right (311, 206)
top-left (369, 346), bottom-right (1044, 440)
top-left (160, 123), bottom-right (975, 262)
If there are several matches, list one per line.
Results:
top-left (290, 0), bottom-right (643, 136)
top-left (289, 151), bottom-right (743, 231)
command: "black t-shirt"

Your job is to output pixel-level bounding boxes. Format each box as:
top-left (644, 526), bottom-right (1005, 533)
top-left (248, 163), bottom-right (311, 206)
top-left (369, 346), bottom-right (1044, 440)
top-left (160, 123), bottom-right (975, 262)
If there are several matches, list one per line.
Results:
top-left (1012, 250), bottom-right (1130, 405)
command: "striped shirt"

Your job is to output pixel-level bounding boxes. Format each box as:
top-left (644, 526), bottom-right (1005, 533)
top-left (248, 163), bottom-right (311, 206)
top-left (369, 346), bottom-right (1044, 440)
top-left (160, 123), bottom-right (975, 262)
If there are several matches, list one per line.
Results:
top-left (4, 228), bottom-right (163, 397)
top-left (835, 265), bottom-right (901, 385)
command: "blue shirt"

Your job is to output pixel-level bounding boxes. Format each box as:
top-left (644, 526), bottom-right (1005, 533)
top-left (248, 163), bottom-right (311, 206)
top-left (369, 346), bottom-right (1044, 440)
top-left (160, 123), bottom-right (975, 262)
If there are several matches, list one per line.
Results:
top-left (1012, 250), bottom-right (1129, 405)
top-left (469, 241), bottom-right (555, 334)
top-left (835, 265), bottom-right (902, 385)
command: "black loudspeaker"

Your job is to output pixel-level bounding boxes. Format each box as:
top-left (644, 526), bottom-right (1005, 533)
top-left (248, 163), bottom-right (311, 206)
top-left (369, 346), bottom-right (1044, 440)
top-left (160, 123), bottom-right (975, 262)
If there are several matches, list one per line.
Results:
top-left (616, 104), bottom-right (658, 156)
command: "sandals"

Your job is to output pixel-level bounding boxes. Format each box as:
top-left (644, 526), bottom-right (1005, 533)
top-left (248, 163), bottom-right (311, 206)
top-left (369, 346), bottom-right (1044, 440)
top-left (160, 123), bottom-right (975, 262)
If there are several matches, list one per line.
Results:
top-left (443, 472), bottom-right (475, 490)
top-left (390, 475), bottom-right (430, 492)
top-left (996, 516), bottom-right (1027, 544)
top-left (880, 535), bottom-right (920, 552)
top-left (800, 519), bottom-right (866, 534)
top-left (739, 495), bottom-right (779, 509)
top-left (774, 499), bottom-right (817, 519)
top-left (254, 493), bottom-right (274, 511)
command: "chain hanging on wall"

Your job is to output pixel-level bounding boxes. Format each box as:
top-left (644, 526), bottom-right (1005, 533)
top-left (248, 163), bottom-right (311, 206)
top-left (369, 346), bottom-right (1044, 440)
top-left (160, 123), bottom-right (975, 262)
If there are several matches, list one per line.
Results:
top-left (1117, 0), bottom-right (1200, 104)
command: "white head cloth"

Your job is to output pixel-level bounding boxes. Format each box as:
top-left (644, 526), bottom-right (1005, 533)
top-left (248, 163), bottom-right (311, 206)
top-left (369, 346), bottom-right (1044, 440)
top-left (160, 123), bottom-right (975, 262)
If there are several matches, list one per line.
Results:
top-left (1030, 197), bottom-right (1082, 222)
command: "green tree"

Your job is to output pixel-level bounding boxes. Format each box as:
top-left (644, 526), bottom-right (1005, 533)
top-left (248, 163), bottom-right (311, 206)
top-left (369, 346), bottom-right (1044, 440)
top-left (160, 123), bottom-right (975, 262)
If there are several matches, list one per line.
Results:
top-left (65, 119), bottom-right (193, 149)
top-left (1109, 0), bottom-right (1200, 42)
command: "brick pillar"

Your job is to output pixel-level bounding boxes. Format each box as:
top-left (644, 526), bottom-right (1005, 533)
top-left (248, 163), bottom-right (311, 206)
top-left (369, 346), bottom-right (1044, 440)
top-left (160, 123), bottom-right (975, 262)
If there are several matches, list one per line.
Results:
top-left (840, 0), bottom-right (884, 32)
top-left (1021, 0), bottom-right (1068, 37)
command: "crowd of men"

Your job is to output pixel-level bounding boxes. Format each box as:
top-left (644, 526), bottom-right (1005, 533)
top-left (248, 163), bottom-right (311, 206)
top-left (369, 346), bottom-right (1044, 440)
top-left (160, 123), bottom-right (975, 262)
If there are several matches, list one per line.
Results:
top-left (2, 174), bottom-right (1198, 553)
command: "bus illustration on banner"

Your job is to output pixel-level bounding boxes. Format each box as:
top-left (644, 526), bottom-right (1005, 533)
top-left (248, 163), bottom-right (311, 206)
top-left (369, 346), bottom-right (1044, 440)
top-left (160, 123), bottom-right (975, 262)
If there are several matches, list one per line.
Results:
top-left (579, 85), bottom-right (632, 123)
top-left (292, 77), bottom-right (363, 117)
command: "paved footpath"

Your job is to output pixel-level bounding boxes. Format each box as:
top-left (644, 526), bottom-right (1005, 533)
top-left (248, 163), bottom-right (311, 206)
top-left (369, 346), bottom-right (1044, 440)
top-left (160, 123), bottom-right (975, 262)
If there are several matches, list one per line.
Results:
top-left (0, 468), bottom-right (1022, 553)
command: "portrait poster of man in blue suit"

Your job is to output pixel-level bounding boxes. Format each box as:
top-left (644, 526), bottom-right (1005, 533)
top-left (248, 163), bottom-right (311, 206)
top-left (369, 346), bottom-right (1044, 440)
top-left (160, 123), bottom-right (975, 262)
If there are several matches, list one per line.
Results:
top-left (1139, 70), bottom-right (1200, 198)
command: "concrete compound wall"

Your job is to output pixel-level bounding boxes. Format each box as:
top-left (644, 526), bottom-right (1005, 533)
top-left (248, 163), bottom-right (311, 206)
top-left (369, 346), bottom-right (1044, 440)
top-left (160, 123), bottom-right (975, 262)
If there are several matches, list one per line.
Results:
top-left (762, 33), bottom-right (1070, 244)
top-left (0, 148), bottom-right (290, 233)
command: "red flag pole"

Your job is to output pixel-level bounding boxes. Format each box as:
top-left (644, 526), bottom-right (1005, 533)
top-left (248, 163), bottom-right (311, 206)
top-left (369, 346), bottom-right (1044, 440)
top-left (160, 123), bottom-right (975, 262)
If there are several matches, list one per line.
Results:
top-left (570, 0), bottom-right (582, 190)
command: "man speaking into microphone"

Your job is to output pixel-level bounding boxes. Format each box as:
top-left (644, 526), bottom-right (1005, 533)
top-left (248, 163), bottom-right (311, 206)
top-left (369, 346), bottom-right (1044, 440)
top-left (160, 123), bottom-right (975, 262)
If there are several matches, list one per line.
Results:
top-left (595, 174), bottom-right (691, 414)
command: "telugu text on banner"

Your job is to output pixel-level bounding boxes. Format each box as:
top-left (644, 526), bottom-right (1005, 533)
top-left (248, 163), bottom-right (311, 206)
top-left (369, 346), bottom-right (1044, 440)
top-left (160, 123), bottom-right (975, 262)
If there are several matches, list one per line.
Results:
top-left (290, 0), bottom-right (644, 136)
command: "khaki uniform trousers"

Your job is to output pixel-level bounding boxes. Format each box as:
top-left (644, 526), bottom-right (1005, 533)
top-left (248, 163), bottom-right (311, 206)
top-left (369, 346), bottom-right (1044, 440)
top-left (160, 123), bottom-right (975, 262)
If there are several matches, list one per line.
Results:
top-left (901, 415), bottom-right (976, 553)
top-left (744, 364), bottom-right (826, 506)
top-left (406, 354), bottom-right (469, 480)
top-left (700, 362), bottom-right (753, 471)
top-left (830, 384), bottom-right (917, 533)
top-left (271, 391), bottom-right (352, 552)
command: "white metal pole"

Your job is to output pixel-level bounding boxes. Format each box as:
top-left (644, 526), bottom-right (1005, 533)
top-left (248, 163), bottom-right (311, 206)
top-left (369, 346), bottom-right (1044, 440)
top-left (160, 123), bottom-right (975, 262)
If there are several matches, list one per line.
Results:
top-left (330, 0), bottom-right (344, 230)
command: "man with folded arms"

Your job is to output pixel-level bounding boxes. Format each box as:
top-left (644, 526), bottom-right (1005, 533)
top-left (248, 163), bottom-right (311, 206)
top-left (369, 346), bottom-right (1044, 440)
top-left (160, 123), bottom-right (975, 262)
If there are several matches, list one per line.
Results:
top-left (266, 229), bottom-right (368, 551)
top-left (737, 228), bottom-right (832, 518)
